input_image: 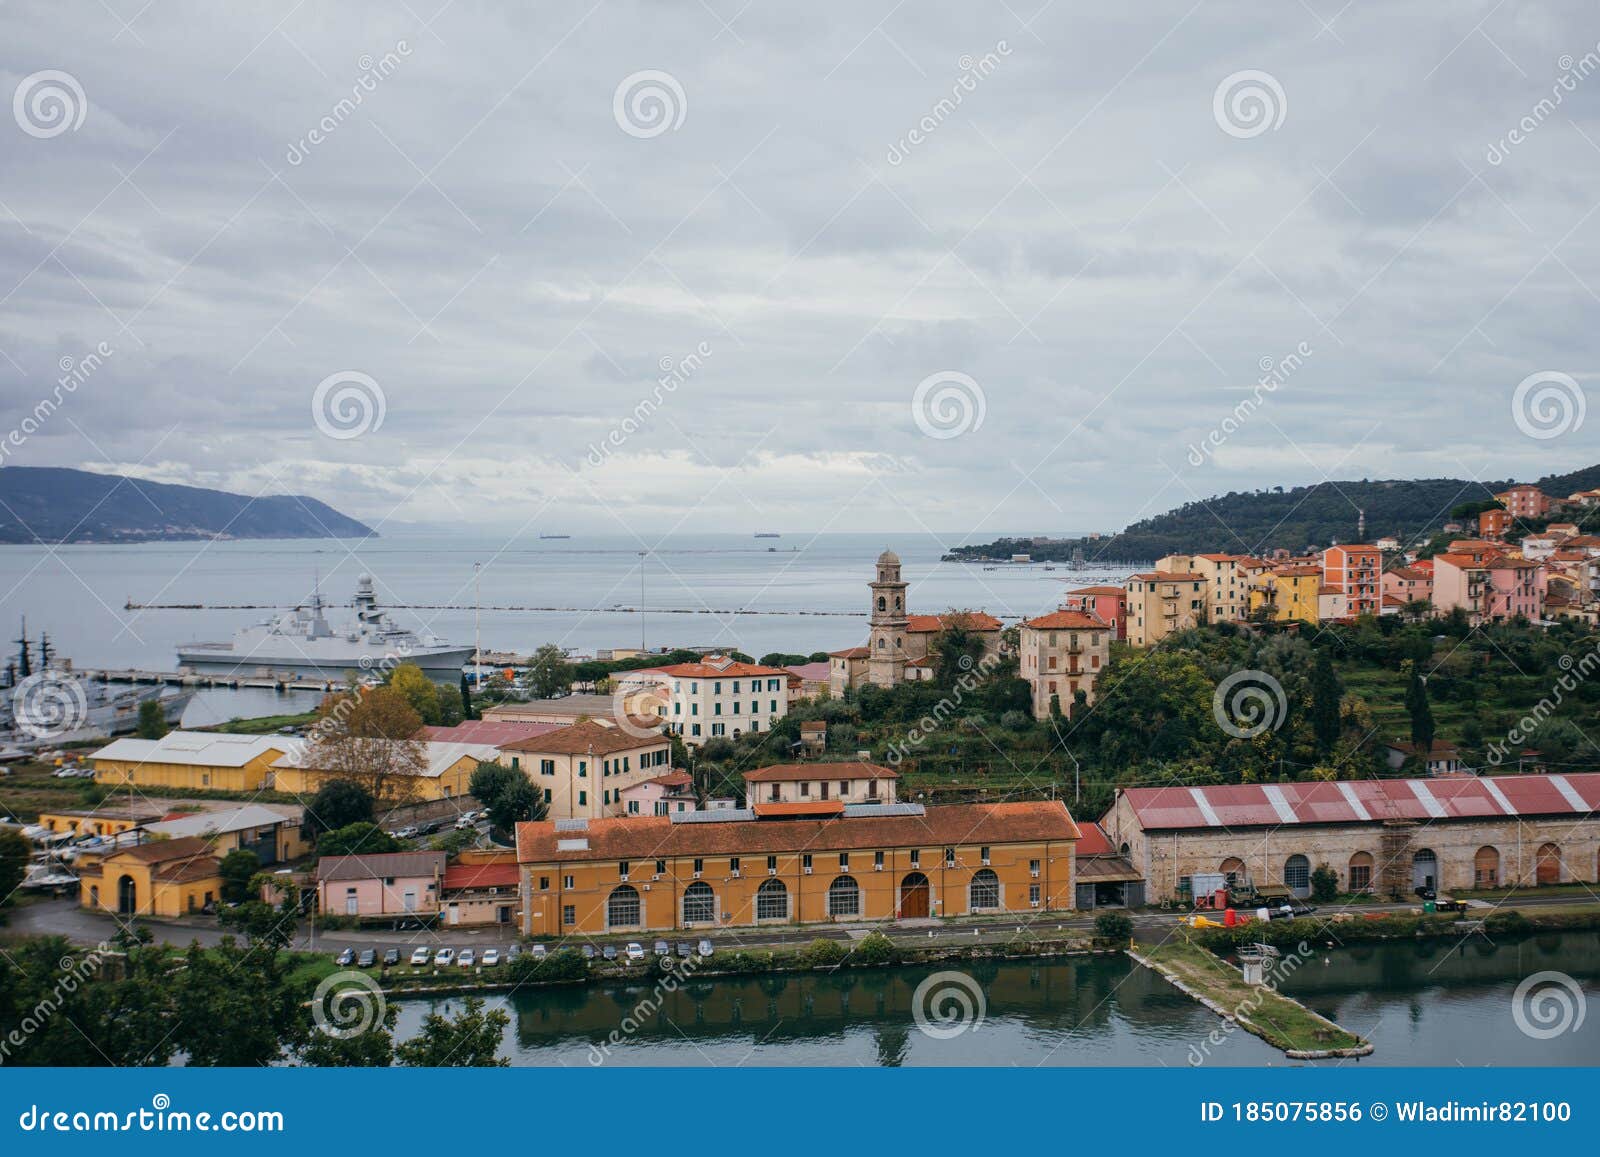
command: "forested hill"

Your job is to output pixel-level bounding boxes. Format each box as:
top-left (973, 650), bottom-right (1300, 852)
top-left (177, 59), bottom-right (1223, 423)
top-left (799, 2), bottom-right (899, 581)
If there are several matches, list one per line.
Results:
top-left (950, 463), bottom-right (1600, 563)
top-left (0, 467), bottom-right (375, 544)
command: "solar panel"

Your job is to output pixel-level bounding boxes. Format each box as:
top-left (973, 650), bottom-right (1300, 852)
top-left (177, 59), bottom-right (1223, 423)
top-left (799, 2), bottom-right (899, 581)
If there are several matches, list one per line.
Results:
top-left (555, 838), bottom-right (589, 851)
top-left (842, 803), bottom-right (924, 818)
top-left (669, 808), bottom-right (757, 824)
top-left (554, 818), bottom-right (589, 832)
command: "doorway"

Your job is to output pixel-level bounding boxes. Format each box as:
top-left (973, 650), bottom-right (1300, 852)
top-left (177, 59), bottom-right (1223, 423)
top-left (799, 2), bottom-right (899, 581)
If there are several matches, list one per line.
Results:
top-left (899, 872), bottom-right (930, 918)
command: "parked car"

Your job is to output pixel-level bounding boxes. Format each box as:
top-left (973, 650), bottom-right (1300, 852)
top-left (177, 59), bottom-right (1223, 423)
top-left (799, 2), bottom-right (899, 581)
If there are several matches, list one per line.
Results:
top-left (455, 813), bottom-right (478, 829)
top-left (697, 939), bottom-right (714, 958)
top-left (481, 948), bottom-right (501, 967)
top-left (1414, 885), bottom-right (1437, 901)
top-left (458, 949), bottom-right (476, 968)
top-left (580, 944), bottom-right (596, 960)
top-left (653, 940), bottom-right (670, 957)
top-left (393, 825), bottom-right (420, 840)
top-left (675, 941), bottom-right (692, 958)
top-left (625, 942), bottom-right (645, 961)
top-left (382, 948), bottom-right (400, 967)
top-left (529, 943), bottom-right (547, 961)
top-left (434, 948), bottom-right (456, 966)
top-left (601, 945), bottom-right (618, 961)
top-left (335, 948), bottom-right (356, 966)
top-left (409, 946), bottom-right (431, 966)
top-left (357, 949), bottom-right (376, 968)
top-left (506, 943), bottom-right (523, 962)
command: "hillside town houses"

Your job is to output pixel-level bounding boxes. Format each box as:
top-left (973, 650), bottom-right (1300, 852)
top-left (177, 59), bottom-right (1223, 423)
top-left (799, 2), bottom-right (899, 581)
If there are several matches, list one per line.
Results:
top-left (21, 474), bottom-right (1600, 941)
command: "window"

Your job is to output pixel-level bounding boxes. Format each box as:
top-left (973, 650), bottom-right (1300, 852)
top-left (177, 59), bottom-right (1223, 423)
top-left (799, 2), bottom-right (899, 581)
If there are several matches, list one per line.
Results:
top-left (909, 849), bottom-right (920, 868)
top-left (578, 761), bottom-right (587, 778)
top-left (838, 852), bottom-right (849, 869)
top-left (510, 756), bottom-right (520, 771)
top-left (729, 857), bottom-right (740, 873)
top-left (562, 905), bottom-right (575, 926)
top-left (969, 868), bottom-right (1000, 910)
top-left (1349, 852), bottom-right (1373, 893)
top-left (980, 846), bottom-right (990, 863)
top-left (1284, 854), bottom-right (1311, 894)
top-left (628, 800), bottom-right (640, 814)
top-left (693, 858), bottom-right (703, 873)
top-left (606, 885), bottom-right (641, 927)
top-left (767, 855), bottom-right (777, 872)
top-left (1029, 883), bottom-right (1040, 904)
top-left (578, 791), bottom-right (587, 806)
top-left (544, 789), bottom-right (552, 803)
top-left (800, 781), bottom-right (810, 797)
top-left (802, 854), bottom-right (813, 870)
top-left (619, 861), bottom-right (630, 878)
top-left (655, 859), bottom-right (666, 875)
top-left (563, 875), bottom-right (574, 889)
top-left (755, 878), bottom-right (788, 920)
top-left (944, 847), bottom-right (956, 867)
top-left (874, 850), bottom-right (884, 869)
top-left (827, 875), bottom-right (861, 917)
top-left (539, 876), bottom-right (549, 890)
top-left (682, 881), bottom-right (715, 923)
top-left (769, 784), bottom-right (781, 802)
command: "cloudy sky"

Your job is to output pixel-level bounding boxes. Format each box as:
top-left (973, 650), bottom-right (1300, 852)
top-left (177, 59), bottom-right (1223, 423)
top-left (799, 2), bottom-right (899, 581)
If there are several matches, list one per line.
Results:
top-left (3, 1), bottom-right (1598, 540)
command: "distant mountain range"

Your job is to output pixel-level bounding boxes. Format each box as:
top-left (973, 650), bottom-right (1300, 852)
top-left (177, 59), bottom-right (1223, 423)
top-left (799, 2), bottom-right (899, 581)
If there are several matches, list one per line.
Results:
top-left (0, 467), bottom-right (375, 544)
top-left (950, 463), bottom-right (1600, 563)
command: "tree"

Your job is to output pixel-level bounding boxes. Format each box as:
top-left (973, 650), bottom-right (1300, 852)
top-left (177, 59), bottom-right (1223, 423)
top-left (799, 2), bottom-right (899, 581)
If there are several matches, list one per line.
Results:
top-left (1310, 863), bottom-right (1339, 902)
top-left (486, 776), bottom-right (545, 834)
top-left (172, 938), bottom-right (304, 1066)
top-left (218, 848), bottom-right (261, 904)
top-left (527, 643), bottom-right (572, 699)
top-left (303, 779), bottom-right (376, 839)
top-left (316, 821), bottom-right (399, 859)
top-left (0, 828), bottom-right (28, 906)
top-left (1405, 666), bottom-right (1435, 756)
top-left (218, 897), bottom-right (298, 952)
top-left (297, 1005), bottom-right (397, 1067)
top-left (1094, 912), bottom-right (1133, 942)
top-left (136, 698), bottom-right (169, 739)
top-left (460, 673), bottom-right (477, 720)
top-left (303, 685), bottom-right (427, 802)
top-left (930, 611), bottom-right (986, 682)
top-left (1310, 649), bottom-right (1342, 754)
top-left (394, 995), bottom-right (509, 1066)
top-left (468, 760), bottom-right (519, 810)
top-left (389, 663), bottom-right (443, 725)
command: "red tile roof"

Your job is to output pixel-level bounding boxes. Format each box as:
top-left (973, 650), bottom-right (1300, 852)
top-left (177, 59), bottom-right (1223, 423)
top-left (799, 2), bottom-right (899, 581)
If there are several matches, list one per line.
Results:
top-left (752, 800), bottom-right (846, 818)
top-left (828, 646), bottom-right (871, 659)
top-left (1116, 773), bottom-right (1600, 830)
top-left (518, 801), bottom-right (1080, 862)
top-left (1074, 821), bottom-right (1115, 857)
top-left (443, 863), bottom-right (520, 890)
top-left (1065, 585), bottom-right (1125, 596)
top-left (1129, 572), bottom-right (1206, 582)
top-left (743, 761), bottom-right (897, 782)
top-left (905, 612), bottom-right (1004, 633)
top-left (644, 657), bottom-right (791, 678)
top-left (784, 661), bottom-right (832, 682)
top-left (499, 719), bottom-right (667, 755)
top-left (1021, 610), bottom-right (1109, 630)
top-left (415, 720), bottom-right (567, 744)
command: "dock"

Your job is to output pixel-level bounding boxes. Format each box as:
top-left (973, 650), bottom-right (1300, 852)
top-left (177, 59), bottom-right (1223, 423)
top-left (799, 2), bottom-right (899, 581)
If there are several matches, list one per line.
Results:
top-left (70, 668), bottom-right (338, 693)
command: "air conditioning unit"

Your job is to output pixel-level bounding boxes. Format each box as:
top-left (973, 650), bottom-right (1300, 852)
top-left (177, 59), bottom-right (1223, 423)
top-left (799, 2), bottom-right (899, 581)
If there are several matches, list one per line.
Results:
top-left (1030, 870), bottom-right (1040, 879)
top-left (768, 867), bottom-right (777, 876)
top-left (692, 871), bottom-right (701, 879)
top-left (1030, 900), bottom-right (1040, 908)
top-left (730, 870), bottom-right (741, 878)
top-left (981, 858), bottom-right (991, 866)
top-left (642, 884), bottom-right (652, 892)
top-left (873, 864), bottom-right (883, 872)
top-left (652, 873), bottom-right (661, 881)
top-left (803, 867), bottom-right (813, 875)
top-left (620, 874), bottom-right (630, 882)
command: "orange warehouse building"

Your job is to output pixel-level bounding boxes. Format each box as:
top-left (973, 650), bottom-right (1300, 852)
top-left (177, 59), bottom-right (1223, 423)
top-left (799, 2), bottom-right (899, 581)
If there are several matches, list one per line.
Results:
top-left (516, 801), bottom-right (1080, 936)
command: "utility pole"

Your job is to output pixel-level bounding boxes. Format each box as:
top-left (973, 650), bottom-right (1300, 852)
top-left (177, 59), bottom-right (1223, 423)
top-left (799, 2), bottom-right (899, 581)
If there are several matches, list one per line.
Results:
top-left (638, 551), bottom-right (647, 651)
top-left (473, 562), bottom-right (482, 674)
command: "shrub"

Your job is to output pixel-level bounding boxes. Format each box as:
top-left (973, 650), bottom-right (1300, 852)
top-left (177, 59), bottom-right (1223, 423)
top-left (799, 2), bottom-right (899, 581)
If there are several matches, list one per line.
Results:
top-left (854, 931), bottom-right (900, 966)
top-left (507, 947), bottom-right (587, 984)
top-left (1094, 912), bottom-right (1133, 942)
top-left (1000, 709), bottom-right (1031, 730)
top-left (1310, 863), bottom-right (1339, 902)
top-left (799, 938), bottom-right (848, 968)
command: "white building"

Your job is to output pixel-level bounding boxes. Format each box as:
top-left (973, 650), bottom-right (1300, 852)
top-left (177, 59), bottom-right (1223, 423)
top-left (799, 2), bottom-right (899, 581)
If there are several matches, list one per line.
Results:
top-left (614, 655), bottom-right (792, 746)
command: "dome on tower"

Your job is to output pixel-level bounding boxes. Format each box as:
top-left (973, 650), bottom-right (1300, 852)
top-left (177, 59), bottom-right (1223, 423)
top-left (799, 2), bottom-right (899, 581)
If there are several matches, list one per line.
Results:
top-left (876, 548), bottom-right (900, 565)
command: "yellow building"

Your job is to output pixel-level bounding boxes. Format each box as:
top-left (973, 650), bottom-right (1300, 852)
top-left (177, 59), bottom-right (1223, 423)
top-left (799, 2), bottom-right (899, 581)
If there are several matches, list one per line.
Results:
top-left (1158, 554), bottom-right (1266, 623)
top-left (78, 836), bottom-right (222, 918)
top-left (1248, 564), bottom-right (1322, 623)
top-left (517, 800), bottom-right (1079, 936)
top-left (1124, 571), bottom-right (1208, 646)
top-left (270, 739), bottom-right (501, 801)
top-left (90, 732), bottom-right (290, 793)
top-left (36, 806), bottom-right (163, 839)
top-left (143, 803), bottom-right (311, 864)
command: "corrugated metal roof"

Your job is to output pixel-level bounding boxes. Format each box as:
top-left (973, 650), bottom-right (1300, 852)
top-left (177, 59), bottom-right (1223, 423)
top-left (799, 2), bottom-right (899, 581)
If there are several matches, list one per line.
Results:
top-left (1120, 773), bottom-right (1600, 830)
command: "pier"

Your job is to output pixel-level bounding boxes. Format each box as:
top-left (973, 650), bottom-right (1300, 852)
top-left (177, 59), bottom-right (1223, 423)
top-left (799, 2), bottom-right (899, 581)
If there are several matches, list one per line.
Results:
top-left (70, 668), bottom-right (338, 693)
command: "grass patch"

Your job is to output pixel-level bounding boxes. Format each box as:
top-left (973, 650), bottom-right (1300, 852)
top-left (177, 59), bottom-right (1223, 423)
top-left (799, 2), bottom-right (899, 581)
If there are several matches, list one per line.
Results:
top-left (206, 712), bottom-right (319, 735)
top-left (1140, 938), bottom-right (1367, 1056)
top-left (1454, 882), bottom-right (1600, 902)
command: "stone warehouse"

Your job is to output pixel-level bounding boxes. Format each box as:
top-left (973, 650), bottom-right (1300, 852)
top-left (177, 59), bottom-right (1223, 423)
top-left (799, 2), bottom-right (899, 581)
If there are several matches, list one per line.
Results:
top-left (1101, 774), bottom-right (1600, 901)
top-left (516, 800), bottom-right (1079, 936)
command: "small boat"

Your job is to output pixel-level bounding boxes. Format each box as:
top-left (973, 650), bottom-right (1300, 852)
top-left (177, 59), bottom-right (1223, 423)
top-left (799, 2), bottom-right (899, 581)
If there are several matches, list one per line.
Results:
top-left (539, 534), bottom-right (571, 540)
top-left (754, 532), bottom-right (781, 538)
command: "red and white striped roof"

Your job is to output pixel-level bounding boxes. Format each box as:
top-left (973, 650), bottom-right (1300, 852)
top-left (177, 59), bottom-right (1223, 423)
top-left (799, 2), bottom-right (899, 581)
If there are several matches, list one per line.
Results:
top-left (1118, 774), bottom-right (1600, 830)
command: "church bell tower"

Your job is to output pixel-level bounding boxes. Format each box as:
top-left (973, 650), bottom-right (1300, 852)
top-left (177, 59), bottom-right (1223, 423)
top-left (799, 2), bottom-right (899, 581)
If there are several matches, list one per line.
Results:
top-left (867, 549), bottom-right (908, 687)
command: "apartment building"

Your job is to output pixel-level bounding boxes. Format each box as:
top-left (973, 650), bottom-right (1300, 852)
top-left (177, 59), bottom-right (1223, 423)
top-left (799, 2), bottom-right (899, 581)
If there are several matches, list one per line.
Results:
top-left (742, 762), bottom-right (898, 807)
top-left (498, 719), bottom-right (674, 820)
top-left (1321, 544), bottom-right (1382, 617)
top-left (1060, 585), bottom-right (1127, 640)
top-left (1157, 554), bottom-right (1256, 623)
top-left (614, 655), bottom-right (792, 746)
top-left (1124, 572), bottom-right (1208, 646)
top-left (1017, 609), bottom-right (1111, 718)
top-left (1247, 565), bottom-right (1321, 622)
top-left (1495, 484), bottom-right (1553, 519)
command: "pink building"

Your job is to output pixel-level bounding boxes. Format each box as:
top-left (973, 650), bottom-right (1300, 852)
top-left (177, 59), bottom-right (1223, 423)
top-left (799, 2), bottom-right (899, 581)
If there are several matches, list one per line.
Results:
top-left (1482, 557), bottom-right (1546, 622)
top-left (1495, 484), bottom-right (1552, 519)
top-left (316, 851), bottom-right (445, 918)
top-left (1382, 565), bottom-right (1432, 606)
top-left (1060, 585), bottom-right (1128, 640)
top-left (619, 771), bottom-right (698, 817)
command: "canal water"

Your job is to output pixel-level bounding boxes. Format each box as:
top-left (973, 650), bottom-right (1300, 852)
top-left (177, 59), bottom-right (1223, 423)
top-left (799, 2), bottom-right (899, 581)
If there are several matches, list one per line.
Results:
top-left (390, 932), bottom-right (1600, 1067)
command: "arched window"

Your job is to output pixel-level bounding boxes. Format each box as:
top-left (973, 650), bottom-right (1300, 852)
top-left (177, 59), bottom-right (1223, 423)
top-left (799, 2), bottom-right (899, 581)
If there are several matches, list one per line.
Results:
top-left (1412, 848), bottom-right (1437, 891)
top-left (827, 875), bottom-right (860, 917)
top-left (1474, 846), bottom-right (1500, 888)
top-left (894, 596), bottom-right (902, 610)
top-left (1283, 854), bottom-right (1310, 896)
top-left (1348, 851), bottom-right (1373, 893)
top-left (877, 596), bottom-right (886, 612)
top-left (969, 868), bottom-right (1001, 910)
top-left (1536, 842), bottom-right (1561, 886)
top-left (755, 878), bottom-right (788, 920)
top-left (682, 880), bottom-right (715, 924)
top-left (607, 884), bottom-right (641, 928)
top-left (877, 637), bottom-right (886, 649)
top-left (1220, 857), bottom-right (1246, 887)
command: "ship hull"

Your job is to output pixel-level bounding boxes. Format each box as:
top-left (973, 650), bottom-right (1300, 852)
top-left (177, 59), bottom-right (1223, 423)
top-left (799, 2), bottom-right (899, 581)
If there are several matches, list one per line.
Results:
top-left (176, 645), bottom-right (474, 679)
